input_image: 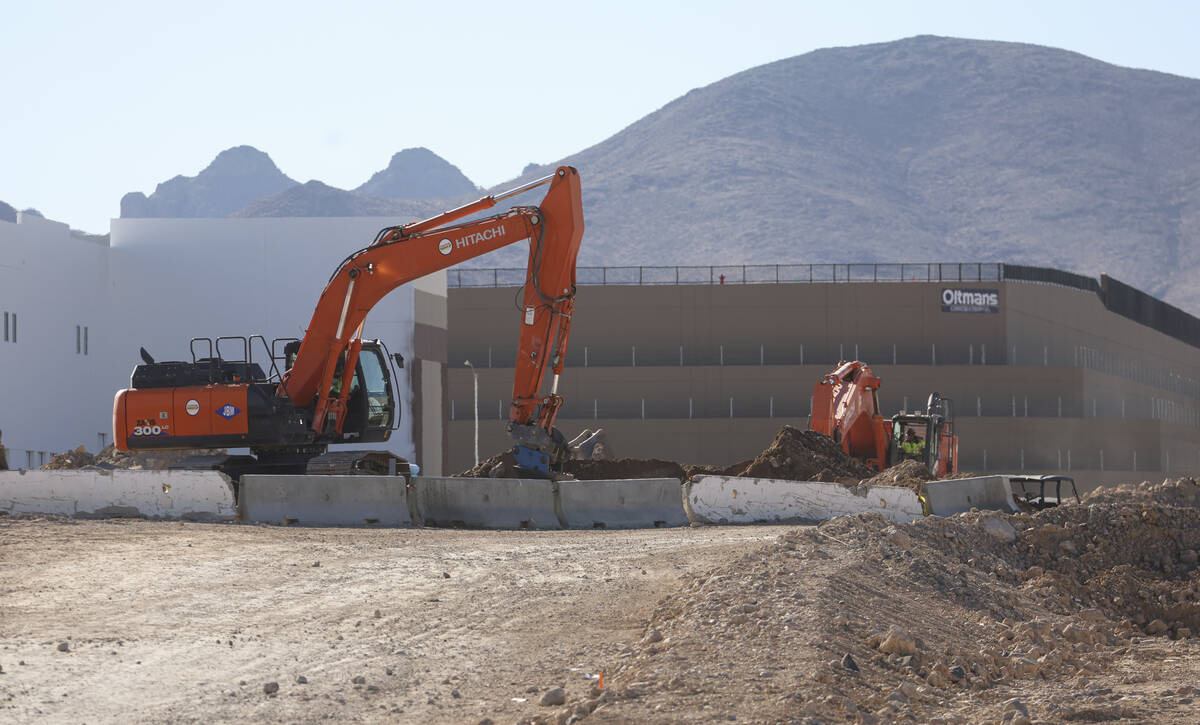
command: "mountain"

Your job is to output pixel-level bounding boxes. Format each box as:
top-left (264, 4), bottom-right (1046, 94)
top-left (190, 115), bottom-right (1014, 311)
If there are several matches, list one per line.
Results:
top-left (355, 147), bottom-right (478, 199)
top-left (114, 37), bottom-right (1200, 313)
top-left (232, 180), bottom-right (438, 219)
top-left (127, 146), bottom-right (474, 220)
top-left (0, 203), bottom-right (44, 223)
top-left (120, 145), bottom-right (297, 218)
top-left (471, 36), bottom-right (1200, 314)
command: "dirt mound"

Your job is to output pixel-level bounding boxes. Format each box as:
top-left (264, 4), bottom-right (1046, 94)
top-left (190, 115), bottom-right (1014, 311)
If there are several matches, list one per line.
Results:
top-left (456, 450), bottom-right (522, 478)
top-left (725, 425), bottom-right (873, 482)
top-left (564, 458), bottom-right (686, 480)
top-left (457, 426), bottom-right (872, 481)
top-left (890, 480), bottom-right (1200, 639)
top-left (40, 444), bottom-right (227, 471)
top-left (456, 451), bottom-right (687, 480)
top-left (681, 460), bottom-right (751, 480)
top-left (41, 446), bottom-right (97, 470)
top-left (1083, 476), bottom-right (1200, 509)
top-left (861, 458), bottom-right (934, 486)
top-left (456, 426), bottom-right (869, 482)
top-left (595, 478), bottom-right (1200, 723)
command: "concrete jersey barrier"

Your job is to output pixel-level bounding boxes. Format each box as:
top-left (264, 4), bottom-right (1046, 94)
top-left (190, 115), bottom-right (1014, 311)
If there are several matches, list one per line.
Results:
top-left (684, 475), bottom-right (925, 525)
top-left (557, 478), bottom-right (688, 529)
top-left (239, 474), bottom-right (412, 526)
top-left (920, 476), bottom-right (1020, 517)
top-left (412, 477), bottom-right (562, 529)
top-left (0, 469), bottom-right (236, 520)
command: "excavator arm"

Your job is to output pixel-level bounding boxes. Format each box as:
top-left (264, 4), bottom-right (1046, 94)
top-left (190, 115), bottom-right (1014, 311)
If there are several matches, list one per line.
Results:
top-left (281, 166), bottom-right (584, 472)
top-left (810, 360), bottom-right (889, 471)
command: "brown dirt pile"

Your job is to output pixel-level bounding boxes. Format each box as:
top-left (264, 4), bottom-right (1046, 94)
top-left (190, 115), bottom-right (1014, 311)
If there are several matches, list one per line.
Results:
top-left (40, 446), bottom-right (98, 470)
top-left (1083, 476), bottom-right (1200, 508)
top-left (457, 450), bottom-right (691, 480)
top-left (726, 425), bottom-right (873, 482)
top-left (41, 444), bottom-right (226, 471)
top-left (861, 458), bottom-right (934, 487)
top-left (581, 477), bottom-right (1200, 724)
top-left (861, 460), bottom-right (981, 492)
top-left (565, 458), bottom-right (687, 480)
top-left (456, 425), bottom-right (871, 482)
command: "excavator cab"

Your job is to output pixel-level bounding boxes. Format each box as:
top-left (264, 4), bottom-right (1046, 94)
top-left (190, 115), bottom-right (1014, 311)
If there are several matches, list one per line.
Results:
top-left (892, 420), bottom-right (927, 460)
top-left (888, 393), bottom-right (958, 477)
top-left (283, 339), bottom-right (399, 443)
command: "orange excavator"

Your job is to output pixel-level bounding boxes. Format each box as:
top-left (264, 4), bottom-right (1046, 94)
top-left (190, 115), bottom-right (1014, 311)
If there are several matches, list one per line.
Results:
top-left (810, 360), bottom-right (958, 477)
top-left (114, 167), bottom-right (584, 478)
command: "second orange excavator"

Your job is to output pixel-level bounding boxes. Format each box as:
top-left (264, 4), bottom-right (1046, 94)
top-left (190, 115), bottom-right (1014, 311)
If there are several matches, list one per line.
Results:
top-left (810, 360), bottom-right (958, 477)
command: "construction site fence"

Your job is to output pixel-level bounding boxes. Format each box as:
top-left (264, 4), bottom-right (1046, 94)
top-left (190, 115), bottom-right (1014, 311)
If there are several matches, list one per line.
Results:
top-left (450, 262), bottom-right (1200, 351)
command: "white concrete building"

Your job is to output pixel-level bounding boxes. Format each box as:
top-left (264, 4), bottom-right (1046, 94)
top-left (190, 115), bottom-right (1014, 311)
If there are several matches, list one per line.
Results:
top-left (0, 214), bottom-right (447, 474)
top-left (0, 213), bottom-right (113, 467)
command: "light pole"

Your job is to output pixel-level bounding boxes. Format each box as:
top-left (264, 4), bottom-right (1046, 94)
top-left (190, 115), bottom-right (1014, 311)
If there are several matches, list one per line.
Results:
top-left (464, 360), bottom-right (479, 466)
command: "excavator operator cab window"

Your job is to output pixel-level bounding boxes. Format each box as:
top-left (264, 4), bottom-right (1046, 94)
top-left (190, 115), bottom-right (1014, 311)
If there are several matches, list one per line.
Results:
top-left (357, 348), bottom-right (393, 430)
top-left (283, 340), bottom-right (301, 373)
top-left (327, 355), bottom-right (351, 397)
top-left (894, 421), bottom-right (927, 462)
top-left (334, 344), bottom-right (395, 442)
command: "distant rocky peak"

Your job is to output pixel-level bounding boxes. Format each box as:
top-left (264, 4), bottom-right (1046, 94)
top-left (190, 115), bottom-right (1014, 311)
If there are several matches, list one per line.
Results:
top-left (355, 147), bottom-right (478, 200)
top-left (387, 147), bottom-right (441, 167)
top-left (203, 145), bottom-right (287, 178)
top-left (119, 145), bottom-right (298, 218)
top-left (231, 178), bottom-right (438, 219)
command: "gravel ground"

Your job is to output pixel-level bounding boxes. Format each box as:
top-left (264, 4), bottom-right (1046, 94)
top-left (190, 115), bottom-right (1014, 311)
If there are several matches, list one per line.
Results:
top-left (0, 518), bottom-right (773, 724)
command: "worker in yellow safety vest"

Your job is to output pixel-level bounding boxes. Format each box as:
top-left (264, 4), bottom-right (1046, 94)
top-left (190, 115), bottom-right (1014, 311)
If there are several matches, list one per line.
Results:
top-left (901, 429), bottom-right (925, 461)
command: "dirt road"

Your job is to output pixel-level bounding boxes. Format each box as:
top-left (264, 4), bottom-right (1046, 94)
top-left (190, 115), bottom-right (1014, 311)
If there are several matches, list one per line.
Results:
top-left (0, 517), bottom-right (775, 724)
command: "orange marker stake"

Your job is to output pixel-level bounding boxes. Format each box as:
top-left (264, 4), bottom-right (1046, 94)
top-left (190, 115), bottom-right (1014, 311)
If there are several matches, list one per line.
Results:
top-left (598, 672), bottom-right (604, 689)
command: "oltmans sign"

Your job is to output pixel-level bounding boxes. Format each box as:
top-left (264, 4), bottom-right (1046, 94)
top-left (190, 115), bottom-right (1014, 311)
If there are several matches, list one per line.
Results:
top-left (941, 288), bottom-right (999, 313)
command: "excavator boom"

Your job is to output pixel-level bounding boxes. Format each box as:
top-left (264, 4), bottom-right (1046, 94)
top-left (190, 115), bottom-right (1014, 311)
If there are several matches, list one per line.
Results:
top-left (810, 360), bottom-right (888, 471)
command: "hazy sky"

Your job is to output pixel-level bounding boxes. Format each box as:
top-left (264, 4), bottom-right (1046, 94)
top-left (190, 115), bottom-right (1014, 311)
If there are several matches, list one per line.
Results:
top-left (3, 0), bottom-right (1198, 233)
